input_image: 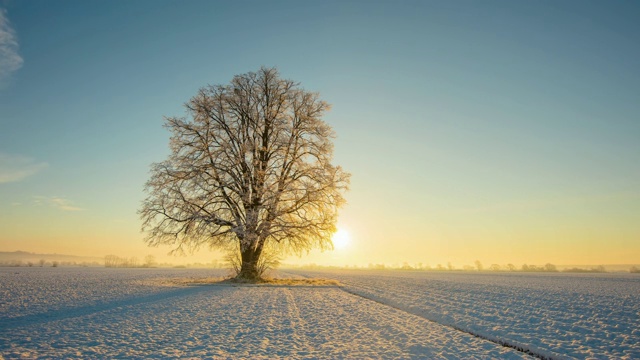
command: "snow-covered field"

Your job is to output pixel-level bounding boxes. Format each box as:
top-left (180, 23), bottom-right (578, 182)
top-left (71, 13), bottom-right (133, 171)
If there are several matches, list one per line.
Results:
top-left (1, 268), bottom-right (637, 359)
top-left (293, 269), bottom-right (640, 359)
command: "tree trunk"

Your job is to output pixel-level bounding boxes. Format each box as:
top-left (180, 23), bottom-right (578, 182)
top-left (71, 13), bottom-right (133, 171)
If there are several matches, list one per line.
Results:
top-left (236, 245), bottom-right (263, 280)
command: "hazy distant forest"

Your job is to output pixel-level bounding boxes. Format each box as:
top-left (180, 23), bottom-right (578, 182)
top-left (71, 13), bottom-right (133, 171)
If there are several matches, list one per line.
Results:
top-left (1, 251), bottom-right (638, 273)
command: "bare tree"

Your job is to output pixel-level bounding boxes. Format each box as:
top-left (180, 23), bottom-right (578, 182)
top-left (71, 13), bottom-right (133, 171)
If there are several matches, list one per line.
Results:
top-left (144, 255), bottom-right (157, 268)
top-left (474, 260), bottom-right (483, 271)
top-left (128, 257), bottom-right (139, 268)
top-left (104, 255), bottom-right (119, 268)
top-left (489, 264), bottom-right (501, 271)
top-left (140, 67), bottom-right (350, 280)
top-left (544, 263), bottom-right (558, 272)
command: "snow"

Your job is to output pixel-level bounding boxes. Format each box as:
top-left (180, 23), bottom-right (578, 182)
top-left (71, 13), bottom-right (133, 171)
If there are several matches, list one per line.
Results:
top-left (1, 267), bottom-right (531, 359)
top-left (2, 268), bottom-right (636, 359)
top-left (0, 267), bottom-right (228, 321)
top-left (292, 269), bottom-right (640, 359)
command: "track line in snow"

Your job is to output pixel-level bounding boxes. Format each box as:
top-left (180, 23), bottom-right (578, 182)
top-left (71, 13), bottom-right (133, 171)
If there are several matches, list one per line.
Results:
top-left (282, 288), bottom-right (314, 354)
top-left (338, 285), bottom-right (561, 360)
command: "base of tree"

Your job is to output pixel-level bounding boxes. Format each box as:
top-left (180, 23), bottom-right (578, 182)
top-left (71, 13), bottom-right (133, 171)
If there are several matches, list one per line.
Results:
top-left (234, 268), bottom-right (262, 281)
top-left (234, 257), bottom-right (264, 281)
top-left (225, 276), bottom-right (268, 284)
top-left (232, 264), bottom-right (264, 282)
top-left (221, 277), bottom-right (341, 286)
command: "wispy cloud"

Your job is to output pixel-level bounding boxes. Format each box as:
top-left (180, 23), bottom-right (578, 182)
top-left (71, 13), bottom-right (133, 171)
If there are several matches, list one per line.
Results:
top-left (0, 8), bottom-right (23, 82)
top-left (33, 196), bottom-right (85, 212)
top-left (50, 197), bottom-right (84, 211)
top-left (0, 153), bottom-right (48, 184)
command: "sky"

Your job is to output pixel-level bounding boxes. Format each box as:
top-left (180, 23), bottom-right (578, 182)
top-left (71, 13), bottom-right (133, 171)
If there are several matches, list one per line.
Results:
top-left (1, 0), bottom-right (639, 267)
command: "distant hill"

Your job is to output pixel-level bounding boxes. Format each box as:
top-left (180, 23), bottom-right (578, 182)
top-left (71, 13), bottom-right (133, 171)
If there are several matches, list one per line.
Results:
top-left (0, 251), bottom-right (103, 265)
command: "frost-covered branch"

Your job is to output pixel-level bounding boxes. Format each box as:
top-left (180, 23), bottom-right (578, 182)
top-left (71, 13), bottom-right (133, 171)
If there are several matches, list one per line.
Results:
top-left (140, 67), bottom-right (350, 279)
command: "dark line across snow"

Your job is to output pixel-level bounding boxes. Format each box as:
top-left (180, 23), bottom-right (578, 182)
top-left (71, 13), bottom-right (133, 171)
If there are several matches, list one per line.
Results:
top-left (337, 286), bottom-right (564, 360)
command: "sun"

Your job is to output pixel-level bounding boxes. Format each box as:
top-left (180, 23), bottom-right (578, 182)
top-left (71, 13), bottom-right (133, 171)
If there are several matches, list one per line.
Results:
top-left (331, 229), bottom-right (351, 250)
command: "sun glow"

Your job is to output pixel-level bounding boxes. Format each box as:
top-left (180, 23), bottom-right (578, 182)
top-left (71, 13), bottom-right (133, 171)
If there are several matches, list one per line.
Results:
top-left (332, 229), bottom-right (351, 250)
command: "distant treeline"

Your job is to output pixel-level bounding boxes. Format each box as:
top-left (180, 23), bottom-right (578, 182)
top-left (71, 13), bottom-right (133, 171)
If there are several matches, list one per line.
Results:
top-left (103, 255), bottom-right (226, 269)
top-left (562, 266), bottom-right (608, 273)
top-left (294, 262), bottom-right (639, 274)
top-left (104, 255), bottom-right (155, 268)
top-left (0, 260), bottom-right (100, 267)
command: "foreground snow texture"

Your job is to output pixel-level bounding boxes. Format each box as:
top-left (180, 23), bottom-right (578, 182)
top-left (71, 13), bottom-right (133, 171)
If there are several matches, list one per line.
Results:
top-left (294, 270), bottom-right (640, 359)
top-left (0, 269), bottom-right (637, 359)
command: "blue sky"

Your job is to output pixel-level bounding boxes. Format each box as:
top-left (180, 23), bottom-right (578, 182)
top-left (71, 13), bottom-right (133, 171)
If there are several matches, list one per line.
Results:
top-left (1, 0), bottom-right (639, 266)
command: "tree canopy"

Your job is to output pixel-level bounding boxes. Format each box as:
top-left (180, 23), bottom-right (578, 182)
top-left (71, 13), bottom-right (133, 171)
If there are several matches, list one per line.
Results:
top-left (140, 67), bottom-right (350, 279)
